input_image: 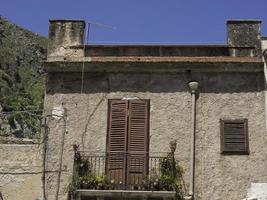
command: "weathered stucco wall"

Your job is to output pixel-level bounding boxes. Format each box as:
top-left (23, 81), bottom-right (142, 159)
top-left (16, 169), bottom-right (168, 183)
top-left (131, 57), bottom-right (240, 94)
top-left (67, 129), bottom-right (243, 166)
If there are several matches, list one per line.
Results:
top-left (195, 72), bottom-right (266, 200)
top-left (44, 71), bottom-right (267, 200)
top-left (0, 144), bottom-right (42, 200)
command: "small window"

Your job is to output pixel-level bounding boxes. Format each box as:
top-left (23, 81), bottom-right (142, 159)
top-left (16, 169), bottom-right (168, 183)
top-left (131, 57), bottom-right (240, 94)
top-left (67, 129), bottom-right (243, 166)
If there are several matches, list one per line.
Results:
top-left (220, 119), bottom-right (249, 155)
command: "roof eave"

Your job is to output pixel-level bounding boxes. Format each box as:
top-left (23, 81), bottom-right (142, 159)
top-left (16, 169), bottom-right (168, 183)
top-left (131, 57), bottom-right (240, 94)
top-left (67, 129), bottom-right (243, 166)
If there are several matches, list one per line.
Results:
top-left (44, 56), bottom-right (264, 73)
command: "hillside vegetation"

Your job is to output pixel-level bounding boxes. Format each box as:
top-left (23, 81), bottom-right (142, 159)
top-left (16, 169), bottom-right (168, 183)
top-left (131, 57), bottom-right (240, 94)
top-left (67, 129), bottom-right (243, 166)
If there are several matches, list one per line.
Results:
top-left (0, 16), bottom-right (47, 139)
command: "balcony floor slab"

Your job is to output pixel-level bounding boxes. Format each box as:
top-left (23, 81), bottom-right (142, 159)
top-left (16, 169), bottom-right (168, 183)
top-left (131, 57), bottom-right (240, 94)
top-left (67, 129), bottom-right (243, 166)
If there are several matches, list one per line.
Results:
top-left (75, 189), bottom-right (177, 200)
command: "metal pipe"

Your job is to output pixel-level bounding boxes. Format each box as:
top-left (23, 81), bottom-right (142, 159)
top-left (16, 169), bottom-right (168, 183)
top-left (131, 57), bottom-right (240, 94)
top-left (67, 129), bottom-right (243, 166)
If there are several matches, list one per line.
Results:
top-left (41, 117), bottom-right (48, 200)
top-left (55, 108), bottom-right (67, 200)
top-left (263, 49), bottom-right (267, 133)
top-left (188, 81), bottom-right (199, 199)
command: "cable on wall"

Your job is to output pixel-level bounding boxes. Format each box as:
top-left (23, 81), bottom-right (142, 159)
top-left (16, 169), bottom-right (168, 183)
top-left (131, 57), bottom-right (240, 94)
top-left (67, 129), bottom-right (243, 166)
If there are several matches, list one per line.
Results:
top-left (80, 20), bottom-right (115, 95)
top-left (80, 22), bottom-right (90, 95)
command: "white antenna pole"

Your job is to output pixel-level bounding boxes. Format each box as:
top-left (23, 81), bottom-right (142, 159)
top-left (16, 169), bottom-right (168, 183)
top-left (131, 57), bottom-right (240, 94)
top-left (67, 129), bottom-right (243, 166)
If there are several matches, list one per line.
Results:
top-left (85, 20), bottom-right (115, 45)
top-left (87, 20), bottom-right (116, 30)
top-left (80, 20), bottom-right (115, 94)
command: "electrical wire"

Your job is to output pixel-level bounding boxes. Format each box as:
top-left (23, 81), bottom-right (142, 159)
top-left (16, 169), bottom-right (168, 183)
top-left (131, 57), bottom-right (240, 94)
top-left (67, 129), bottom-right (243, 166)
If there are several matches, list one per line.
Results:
top-left (80, 22), bottom-right (90, 94)
top-left (54, 111), bottom-right (67, 200)
top-left (80, 20), bottom-right (115, 94)
top-left (0, 109), bottom-right (44, 117)
top-left (0, 109), bottom-right (43, 113)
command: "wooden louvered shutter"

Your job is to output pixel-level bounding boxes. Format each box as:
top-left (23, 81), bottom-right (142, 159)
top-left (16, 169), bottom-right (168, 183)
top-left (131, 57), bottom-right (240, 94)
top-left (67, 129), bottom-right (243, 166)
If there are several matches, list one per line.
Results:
top-left (107, 100), bottom-right (128, 184)
top-left (220, 119), bottom-right (249, 155)
top-left (127, 100), bottom-right (149, 185)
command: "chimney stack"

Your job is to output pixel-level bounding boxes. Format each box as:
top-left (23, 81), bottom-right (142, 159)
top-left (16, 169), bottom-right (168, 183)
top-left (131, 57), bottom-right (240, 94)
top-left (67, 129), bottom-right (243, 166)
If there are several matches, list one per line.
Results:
top-left (227, 20), bottom-right (262, 57)
top-left (47, 20), bottom-right (85, 59)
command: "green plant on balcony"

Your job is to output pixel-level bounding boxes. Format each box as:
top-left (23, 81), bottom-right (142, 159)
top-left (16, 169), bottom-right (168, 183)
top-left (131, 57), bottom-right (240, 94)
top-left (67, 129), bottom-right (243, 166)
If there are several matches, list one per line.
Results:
top-left (68, 141), bottom-right (185, 199)
top-left (141, 140), bottom-right (185, 199)
top-left (68, 172), bottom-right (115, 191)
top-left (79, 173), bottom-right (114, 190)
top-left (67, 145), bottom-right (116, 193)
top-left (142, 154), bottom-right (183, 191)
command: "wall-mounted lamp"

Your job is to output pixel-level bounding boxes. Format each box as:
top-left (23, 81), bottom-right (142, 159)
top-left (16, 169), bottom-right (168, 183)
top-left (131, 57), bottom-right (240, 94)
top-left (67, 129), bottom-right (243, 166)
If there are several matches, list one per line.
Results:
top-left (188, 81), bottom-right (199, 94)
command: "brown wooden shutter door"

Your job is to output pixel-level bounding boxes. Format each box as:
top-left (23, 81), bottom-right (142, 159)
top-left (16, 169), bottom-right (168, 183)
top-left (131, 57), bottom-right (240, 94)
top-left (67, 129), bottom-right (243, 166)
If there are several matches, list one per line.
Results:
top-left (107, 100), bottom-right (128, 184)
top-left (127, 100), bottom-right (149, 185)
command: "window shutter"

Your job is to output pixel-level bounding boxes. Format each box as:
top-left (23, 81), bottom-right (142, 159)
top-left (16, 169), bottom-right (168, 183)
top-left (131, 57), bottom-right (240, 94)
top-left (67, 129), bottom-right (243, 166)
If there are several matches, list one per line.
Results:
top-left (220, 119), bottom-right (249, 154)
top-left (127, 100), bottom-right (149, 184)
top-left (107, 100), bottom-right (128, 184)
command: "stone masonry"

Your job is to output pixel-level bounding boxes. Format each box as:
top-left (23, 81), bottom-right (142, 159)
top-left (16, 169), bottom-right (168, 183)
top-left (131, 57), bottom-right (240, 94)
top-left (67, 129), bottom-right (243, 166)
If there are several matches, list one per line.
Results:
top-left (0, 142), bottom-right (42, 200)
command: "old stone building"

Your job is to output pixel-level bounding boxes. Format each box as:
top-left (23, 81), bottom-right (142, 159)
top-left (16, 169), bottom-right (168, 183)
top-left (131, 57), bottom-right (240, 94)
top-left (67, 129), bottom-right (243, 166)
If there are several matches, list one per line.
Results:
top-left (42, 19), bottom-right (267, 200)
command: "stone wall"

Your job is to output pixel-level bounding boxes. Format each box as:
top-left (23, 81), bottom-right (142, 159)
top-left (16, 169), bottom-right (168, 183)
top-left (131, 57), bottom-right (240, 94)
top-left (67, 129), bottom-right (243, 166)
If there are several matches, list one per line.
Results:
top-left (44, 71), bottom-right (267, 200)
top-left (0, 143), bottom-right (42, 200)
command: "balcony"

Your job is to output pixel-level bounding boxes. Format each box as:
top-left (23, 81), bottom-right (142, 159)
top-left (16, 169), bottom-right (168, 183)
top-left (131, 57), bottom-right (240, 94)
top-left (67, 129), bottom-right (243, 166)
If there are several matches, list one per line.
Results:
top-left (70, 148), bottom-right (185, 200)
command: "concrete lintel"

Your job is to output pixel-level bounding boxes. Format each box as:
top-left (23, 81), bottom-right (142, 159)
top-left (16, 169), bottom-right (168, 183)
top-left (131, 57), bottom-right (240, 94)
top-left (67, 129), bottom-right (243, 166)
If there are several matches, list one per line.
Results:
top-left (44, 60), bottom-right (264, 73)
top-left (47, 56), bottom-right (262, 63)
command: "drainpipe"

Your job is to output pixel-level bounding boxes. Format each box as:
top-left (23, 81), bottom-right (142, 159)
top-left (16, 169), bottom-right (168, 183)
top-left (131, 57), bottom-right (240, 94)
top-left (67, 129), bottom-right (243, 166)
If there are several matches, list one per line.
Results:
top-left (263, 50), bottom-right (267, 133)
top-left (188, 81), bottom-right (199, 199)
top-left (41, 117), bottom-right (48, 200)
top-left (55, 108), bottom-right (67, 200)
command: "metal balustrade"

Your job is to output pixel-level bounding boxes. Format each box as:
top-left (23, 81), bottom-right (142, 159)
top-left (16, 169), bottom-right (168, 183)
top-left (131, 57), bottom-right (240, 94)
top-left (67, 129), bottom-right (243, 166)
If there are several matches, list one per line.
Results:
top-left (72, 151), bottom-right (171, 191)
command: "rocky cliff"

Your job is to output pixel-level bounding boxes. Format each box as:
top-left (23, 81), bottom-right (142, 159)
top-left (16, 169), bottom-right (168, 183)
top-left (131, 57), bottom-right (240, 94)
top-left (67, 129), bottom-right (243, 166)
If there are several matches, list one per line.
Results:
top-left (0, 16), bottom-right (47, 139)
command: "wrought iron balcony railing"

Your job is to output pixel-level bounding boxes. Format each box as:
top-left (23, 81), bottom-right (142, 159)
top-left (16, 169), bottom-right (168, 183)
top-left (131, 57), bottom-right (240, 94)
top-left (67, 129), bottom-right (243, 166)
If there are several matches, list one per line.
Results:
top-left (72, 151), bottom-right (176, 191)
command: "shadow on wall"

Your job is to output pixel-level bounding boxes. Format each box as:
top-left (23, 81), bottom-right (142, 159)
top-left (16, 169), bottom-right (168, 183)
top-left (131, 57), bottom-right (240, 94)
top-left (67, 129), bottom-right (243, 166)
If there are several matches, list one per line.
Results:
top-left (46, 72), bottom-right (264, 94)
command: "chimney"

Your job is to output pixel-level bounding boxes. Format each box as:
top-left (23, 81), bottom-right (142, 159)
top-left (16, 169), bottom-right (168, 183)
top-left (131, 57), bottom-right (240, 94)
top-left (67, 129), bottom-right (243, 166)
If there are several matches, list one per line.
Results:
top-left (227, 20), bottom-right (262, 57)
top-left (47, 20), bottom-right (85, 59)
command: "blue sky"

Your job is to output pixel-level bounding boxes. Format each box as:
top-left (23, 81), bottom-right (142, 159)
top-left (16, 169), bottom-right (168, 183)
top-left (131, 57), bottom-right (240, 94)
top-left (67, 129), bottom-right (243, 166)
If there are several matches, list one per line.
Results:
top-left (1, 0), bottom-right (267, 44)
